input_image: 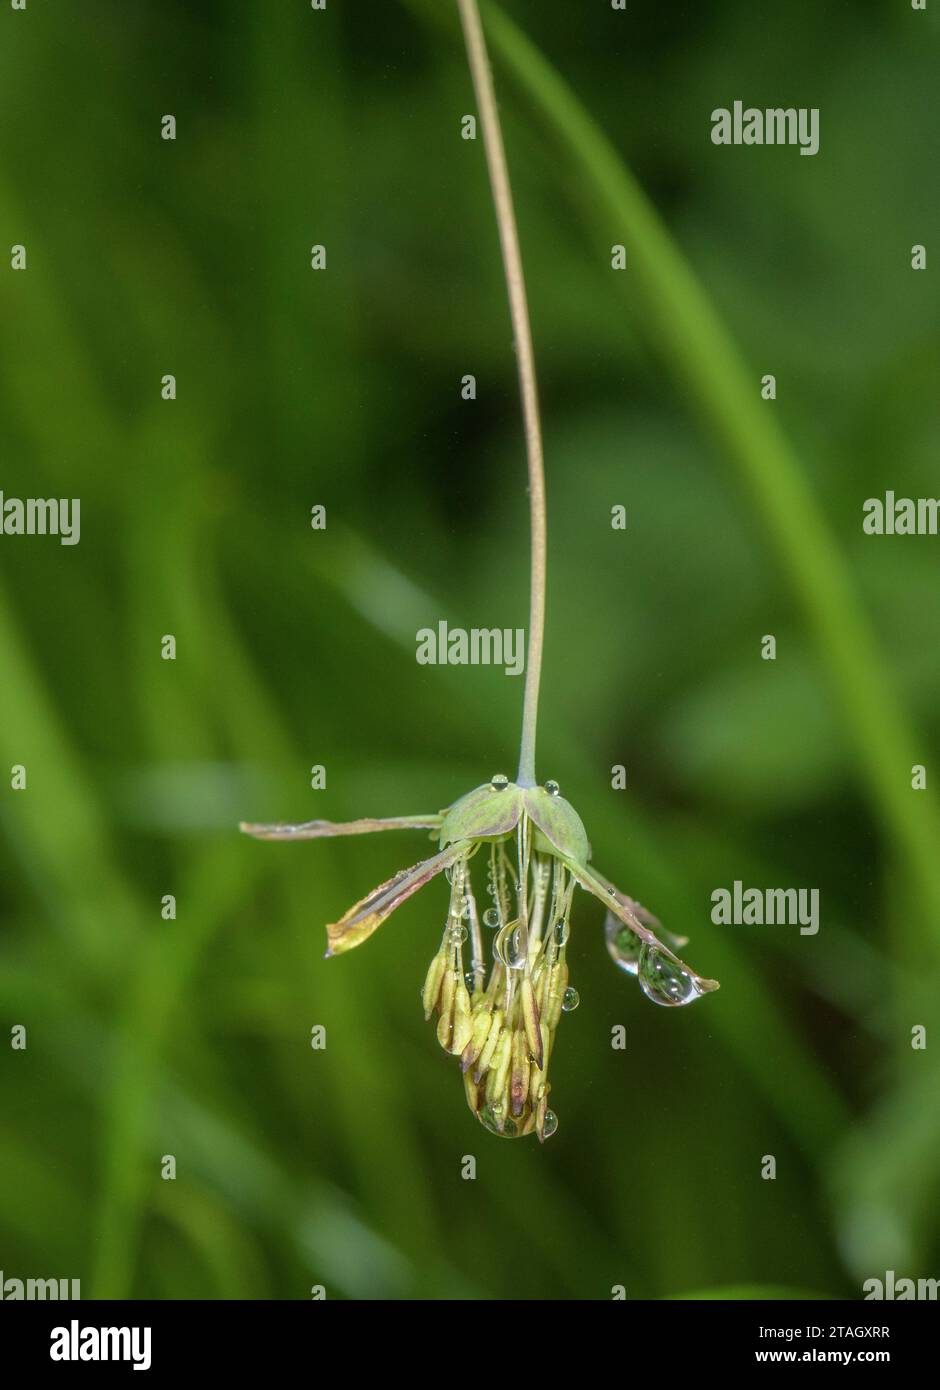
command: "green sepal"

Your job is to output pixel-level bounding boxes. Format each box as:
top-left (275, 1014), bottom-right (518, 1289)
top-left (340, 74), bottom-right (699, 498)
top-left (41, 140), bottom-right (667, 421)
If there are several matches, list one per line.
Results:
top-left (524, 786), bottom-right (590, 865)
top-left (438, 781), bottom-right (525, 846)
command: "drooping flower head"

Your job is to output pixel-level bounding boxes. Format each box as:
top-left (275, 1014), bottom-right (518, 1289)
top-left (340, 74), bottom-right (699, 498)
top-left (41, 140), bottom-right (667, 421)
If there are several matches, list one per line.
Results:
top-left (241, 775), bottom-right (718, 1141)
top-left (242, 0), bottom-right (720, 1145)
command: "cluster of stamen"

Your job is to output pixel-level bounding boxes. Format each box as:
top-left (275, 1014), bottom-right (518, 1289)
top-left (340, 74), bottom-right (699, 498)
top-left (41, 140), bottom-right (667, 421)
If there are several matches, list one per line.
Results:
top-left (422, 813), bottom-right (578, 1140)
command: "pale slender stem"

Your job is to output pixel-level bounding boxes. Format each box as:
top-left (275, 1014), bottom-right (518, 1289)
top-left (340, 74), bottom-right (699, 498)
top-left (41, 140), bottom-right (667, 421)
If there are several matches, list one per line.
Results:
top-left (457, 0), bottom-right (546, 788)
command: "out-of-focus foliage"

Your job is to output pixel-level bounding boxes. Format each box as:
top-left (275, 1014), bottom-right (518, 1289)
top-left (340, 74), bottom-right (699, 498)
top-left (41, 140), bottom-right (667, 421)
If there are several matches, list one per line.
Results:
top-left (0, 0), bottom-right (938, 1299)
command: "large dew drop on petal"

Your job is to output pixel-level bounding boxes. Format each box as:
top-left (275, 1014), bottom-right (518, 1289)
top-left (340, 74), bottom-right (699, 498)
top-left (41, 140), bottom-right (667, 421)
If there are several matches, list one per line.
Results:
top-left (638, 944), bottom-right (718, 1007)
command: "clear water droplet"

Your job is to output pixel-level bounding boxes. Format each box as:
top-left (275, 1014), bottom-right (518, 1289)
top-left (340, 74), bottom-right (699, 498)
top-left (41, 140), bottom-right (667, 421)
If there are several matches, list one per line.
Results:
top-left (561, 985), bottom-right (580, 1012)
top-left (482, 907), bottom-right (501, 929)
top-left (638, 944), bottom-right (702, 1006)
top-left (553, 918), bottom-right (570, 948)
top-left (479, 1103), bottom-right (517, 1137)
top-left (495, 922), bottom-right (526, 969)
top-left (490, 773), bottom-right (509, 791)
top-left (449, 923), bottom-right (469, 946)
top-left (541, 1109), bottom-right (558, 1139)
top-left (605, 910), bottom-right (642, 976)
top-left (544, 779), bottom-right (560, 796)
top-left (605, 907), bottom-right (689, 968)
top-left (464, 970), bottom-right (476, 991)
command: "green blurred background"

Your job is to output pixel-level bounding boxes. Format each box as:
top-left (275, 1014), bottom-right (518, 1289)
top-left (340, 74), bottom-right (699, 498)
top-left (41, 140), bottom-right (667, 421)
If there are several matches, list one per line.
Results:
top-left (1, 0), bottom-right (939, 1300)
